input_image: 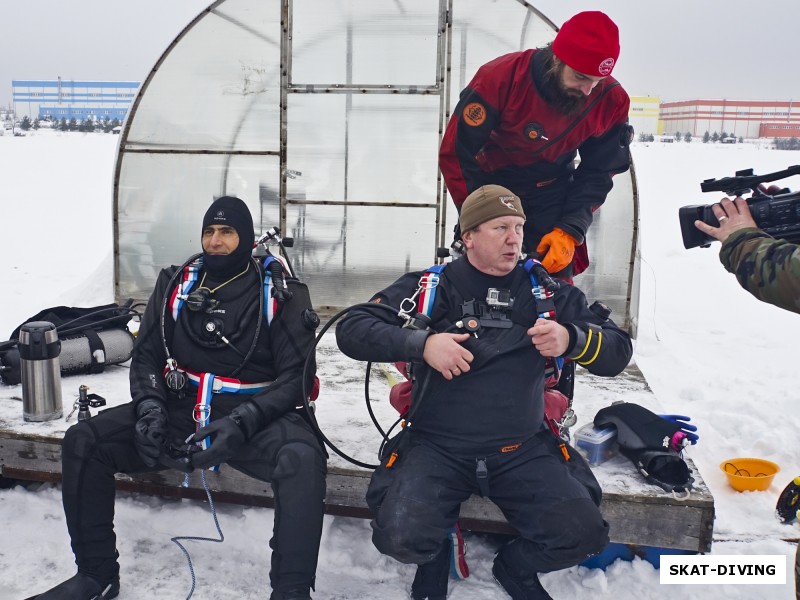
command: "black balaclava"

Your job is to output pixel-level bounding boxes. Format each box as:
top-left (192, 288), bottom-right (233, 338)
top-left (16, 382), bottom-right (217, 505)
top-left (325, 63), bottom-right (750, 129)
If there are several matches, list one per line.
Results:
top-left (201, 196), bottom-right (255, 277)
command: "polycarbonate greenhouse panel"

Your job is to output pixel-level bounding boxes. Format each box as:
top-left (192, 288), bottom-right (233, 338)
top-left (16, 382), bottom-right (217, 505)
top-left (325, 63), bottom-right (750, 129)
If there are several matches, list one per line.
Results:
top-left (286, 94), bottom-right (441, 204)
top-left (447, 0), bottom-right (556, 98)
top-left (573, 168), bottom-right (639, 335)
top-left (114, 0), bottom-right (638, 334)
top-left (125, 0), bottom-right (281, 152)
top-left (116, 152), bottom-right (279, 299)
top-left (291, 0), bottom-right (440, 86)
top-left (285, 203), bottom-right (438, 309)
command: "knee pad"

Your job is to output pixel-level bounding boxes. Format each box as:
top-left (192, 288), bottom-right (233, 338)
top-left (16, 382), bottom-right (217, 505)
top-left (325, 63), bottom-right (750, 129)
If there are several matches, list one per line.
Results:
top-left (371, 505), bottom-right (444, 565)
top-left (62, 421), bottom-right (98, 463)
top-left (273, 441), bottom-right (323, 480)
top-left (371, 520), bottom-right (435, 565)
top-left (539, 497), bottom-right (609, 559)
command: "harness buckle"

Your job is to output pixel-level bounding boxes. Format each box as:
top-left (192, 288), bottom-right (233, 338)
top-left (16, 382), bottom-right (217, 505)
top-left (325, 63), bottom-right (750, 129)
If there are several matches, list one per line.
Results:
top-left (193, 404), bottom-right (211, 423)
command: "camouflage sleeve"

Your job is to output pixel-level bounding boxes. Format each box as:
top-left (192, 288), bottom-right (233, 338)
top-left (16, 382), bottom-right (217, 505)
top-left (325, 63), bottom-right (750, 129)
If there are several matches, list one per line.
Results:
top-left (719, 228), bottom-right (800, 314)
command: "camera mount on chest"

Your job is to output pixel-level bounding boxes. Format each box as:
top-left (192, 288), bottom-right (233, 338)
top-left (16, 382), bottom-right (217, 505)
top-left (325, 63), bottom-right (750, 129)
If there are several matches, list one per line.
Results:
top-left (459, 288), bottom-right (514, 332)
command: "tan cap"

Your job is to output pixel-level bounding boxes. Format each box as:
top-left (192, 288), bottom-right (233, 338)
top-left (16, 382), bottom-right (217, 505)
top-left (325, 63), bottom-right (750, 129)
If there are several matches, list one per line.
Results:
top-left (459, 185), bottom-right (525, 232)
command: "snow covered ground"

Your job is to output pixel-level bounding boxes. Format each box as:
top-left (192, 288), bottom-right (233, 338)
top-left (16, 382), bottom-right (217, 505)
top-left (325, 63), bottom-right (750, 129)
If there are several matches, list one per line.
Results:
top-left (0, 131), bottom-right (798, 599)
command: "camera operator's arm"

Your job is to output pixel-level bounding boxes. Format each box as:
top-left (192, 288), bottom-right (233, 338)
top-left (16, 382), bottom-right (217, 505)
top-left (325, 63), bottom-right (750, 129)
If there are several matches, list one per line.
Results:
top-left (721, 232), bottom-right (800, 315)
top-left (696, 197), bottom-right (800, 313)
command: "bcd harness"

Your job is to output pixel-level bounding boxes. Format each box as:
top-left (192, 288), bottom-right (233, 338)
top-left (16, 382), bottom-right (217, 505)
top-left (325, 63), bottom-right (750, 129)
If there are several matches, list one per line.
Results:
top-left (161, 253), bottom-right (290, 469)
top-left (396, 258), bottom-right (579, 439)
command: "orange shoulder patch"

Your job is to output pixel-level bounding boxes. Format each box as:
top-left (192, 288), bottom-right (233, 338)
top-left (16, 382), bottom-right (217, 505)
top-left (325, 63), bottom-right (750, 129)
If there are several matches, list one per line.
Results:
top-left (462, 102), bottom-right (486, 127)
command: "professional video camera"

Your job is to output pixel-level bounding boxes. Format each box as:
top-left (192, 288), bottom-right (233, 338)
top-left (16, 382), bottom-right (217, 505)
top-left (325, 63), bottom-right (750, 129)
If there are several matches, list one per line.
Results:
top-left (678, 165), bottom-right (800, 249)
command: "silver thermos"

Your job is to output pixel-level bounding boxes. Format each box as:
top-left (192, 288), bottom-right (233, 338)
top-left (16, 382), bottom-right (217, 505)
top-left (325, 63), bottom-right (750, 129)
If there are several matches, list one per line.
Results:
top-left (19, 321), bottom-right (63, 421)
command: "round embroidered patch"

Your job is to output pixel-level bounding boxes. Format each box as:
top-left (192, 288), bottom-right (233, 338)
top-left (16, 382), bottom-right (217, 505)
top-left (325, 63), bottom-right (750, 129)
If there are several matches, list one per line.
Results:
top-left (462, 102), bottom-right (486, 126)
top-left (598, 58), bottom-right (615, 76)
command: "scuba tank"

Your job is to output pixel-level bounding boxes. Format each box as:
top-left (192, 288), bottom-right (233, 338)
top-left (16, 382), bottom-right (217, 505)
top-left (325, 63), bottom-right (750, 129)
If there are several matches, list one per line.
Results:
top-left (1, 328), bottom-right (135, 386)
top-left (0, 300), bottom-right (140, 387)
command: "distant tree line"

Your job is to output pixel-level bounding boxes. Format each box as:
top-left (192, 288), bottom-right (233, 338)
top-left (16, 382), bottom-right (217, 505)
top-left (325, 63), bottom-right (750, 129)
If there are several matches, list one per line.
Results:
top-left (699, 131), bottom-right (744, 144)
top-left (18, 116), bottom-right (121, 133)
top-left (637, 131), bottom-right (694, 142)
top-left (774, 137), bottom-right (800, 150)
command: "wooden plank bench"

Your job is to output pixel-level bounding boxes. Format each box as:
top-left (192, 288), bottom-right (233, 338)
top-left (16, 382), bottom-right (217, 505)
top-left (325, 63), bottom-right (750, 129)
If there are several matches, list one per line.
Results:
top-left (0, 362), bottom-right (714, 553)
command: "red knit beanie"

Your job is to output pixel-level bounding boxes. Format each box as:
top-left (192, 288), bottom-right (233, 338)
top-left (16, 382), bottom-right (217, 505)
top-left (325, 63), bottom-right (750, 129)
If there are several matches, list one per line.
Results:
top-left (552, 11), bottom-right (620, 77)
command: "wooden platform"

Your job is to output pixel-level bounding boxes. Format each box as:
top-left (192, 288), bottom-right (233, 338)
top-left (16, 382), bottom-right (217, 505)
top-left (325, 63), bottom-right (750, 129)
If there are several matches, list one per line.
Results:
top-left (0, 355), bottom-right (715, 554)
top-left (0, 424), bottom-right (714, 553)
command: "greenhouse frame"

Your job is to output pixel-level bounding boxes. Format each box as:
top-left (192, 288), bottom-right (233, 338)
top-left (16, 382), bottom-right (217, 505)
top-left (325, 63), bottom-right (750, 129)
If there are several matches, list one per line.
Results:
top-left (113, 0), bottom-right (639, 334)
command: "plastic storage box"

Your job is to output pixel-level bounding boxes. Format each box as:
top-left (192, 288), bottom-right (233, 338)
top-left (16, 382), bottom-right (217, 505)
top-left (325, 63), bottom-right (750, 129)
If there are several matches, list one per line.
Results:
top-left (574, 423), bottom-right (618, 466)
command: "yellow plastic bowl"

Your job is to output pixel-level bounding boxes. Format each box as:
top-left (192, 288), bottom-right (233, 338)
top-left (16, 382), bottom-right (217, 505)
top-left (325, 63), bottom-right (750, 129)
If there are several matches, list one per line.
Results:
top-left (720, 458), bottom-right (780, 492)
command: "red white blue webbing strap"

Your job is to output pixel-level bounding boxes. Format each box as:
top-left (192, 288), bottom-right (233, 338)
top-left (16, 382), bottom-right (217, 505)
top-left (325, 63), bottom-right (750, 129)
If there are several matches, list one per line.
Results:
top-left (417, 264), bottom-right (445, 316)
top-left (169, 259), bottom-right (202, 321)
top-left (181, 367), bottom-right (272, 394)
top-left (187, 371), bottom-right (272, 472)
top-left (193, 372), bottom-right (220, 472)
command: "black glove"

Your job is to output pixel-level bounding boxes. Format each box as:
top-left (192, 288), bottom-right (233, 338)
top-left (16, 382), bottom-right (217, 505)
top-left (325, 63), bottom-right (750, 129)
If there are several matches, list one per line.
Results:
top-left (191, 402), bottom-right (263, 470)
top-left (159, 442), bottom-right (199, 473)
top-left (134, 398), bottom-right (169, 468)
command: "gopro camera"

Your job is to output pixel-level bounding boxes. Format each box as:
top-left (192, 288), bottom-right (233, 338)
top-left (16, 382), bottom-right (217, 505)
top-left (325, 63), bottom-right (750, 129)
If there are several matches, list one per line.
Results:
top-left (486, 288), bottom-right (512, 310)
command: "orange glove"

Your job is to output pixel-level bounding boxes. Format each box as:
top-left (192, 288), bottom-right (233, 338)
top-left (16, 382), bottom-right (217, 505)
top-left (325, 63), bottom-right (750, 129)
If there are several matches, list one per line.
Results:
top-left (536, 227), bottom-right (579, 273)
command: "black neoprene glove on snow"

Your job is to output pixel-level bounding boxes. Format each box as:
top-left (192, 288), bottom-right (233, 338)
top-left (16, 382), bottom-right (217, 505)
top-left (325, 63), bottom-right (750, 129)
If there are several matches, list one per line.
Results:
top-left (191, 402), bottom-right (263, 470)
top-left (134, 398), bottom-right (169, 468)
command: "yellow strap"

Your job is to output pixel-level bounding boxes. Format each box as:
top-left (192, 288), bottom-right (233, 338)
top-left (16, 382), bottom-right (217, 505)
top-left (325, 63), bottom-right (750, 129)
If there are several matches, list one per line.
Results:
top-left (578, 330), bottom-right (603, 366)
top-left (571, 328), bottom-right (593, 361)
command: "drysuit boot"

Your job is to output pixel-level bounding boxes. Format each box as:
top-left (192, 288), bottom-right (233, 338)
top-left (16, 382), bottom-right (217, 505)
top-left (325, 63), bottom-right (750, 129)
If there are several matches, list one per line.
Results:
top-left (492, 558), bottom-right (552, 600)
top-left (269, 587), bottom-right (311, 600)
top-left (28, 572), bottom-right (120, 600)
top-left (411, 542), bottom-right (450, 600)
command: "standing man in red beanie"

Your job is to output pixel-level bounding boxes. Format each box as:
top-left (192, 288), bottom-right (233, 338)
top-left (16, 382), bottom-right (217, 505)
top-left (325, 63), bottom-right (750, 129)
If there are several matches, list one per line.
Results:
top-left (440, 10), bottom-right (632, 280)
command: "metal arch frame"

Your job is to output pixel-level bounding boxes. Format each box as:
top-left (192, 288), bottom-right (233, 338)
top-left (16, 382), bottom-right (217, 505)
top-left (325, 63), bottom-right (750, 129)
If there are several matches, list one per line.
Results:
top-left (115, 0), bottom-right (551, 269)
top-left (112, 0), bottom-right (641, 335)
top-left (281, 0), bottom-right (453, 263)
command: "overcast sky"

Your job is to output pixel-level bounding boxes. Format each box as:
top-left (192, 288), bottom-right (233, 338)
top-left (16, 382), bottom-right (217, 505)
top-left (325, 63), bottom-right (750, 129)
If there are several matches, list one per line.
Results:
top-left (3, 0), bottom-right (800, 106)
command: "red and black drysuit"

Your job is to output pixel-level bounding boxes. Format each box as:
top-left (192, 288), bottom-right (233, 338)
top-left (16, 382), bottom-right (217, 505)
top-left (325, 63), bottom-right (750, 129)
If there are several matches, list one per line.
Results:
top-left (59, 260), bottom-right (326, 595)
top-left (440, 48), bottom-right (631, 275)
top-left (335, 255), bottom-right (633, 581)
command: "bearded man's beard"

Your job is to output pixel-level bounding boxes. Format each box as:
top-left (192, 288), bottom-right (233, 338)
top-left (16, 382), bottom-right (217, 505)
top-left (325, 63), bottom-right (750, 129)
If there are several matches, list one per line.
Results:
top-left (541, 58), bottom-right (588, 116)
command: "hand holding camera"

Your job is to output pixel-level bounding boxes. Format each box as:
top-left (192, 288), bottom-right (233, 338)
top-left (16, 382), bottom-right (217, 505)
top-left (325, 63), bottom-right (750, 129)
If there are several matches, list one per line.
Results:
top-left (679, 166), bottom-right (800, 249)
top-left (693, 196), bottom-right (758, 243)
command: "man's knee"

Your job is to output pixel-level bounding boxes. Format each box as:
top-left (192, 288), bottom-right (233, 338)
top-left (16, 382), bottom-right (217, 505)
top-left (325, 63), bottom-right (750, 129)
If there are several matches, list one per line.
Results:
top-left (62, 422), bottom-right (97, 464)
top-left (501, 497), bottom-right (609, 575)
top-left (371, 519), bottom-right (433, 565)
top-left (538, 497), bottom-right (609, 566)
top-left (370, 500), bottom-right (445, 565)
top-left (273, 441), bottom-right (326, 483)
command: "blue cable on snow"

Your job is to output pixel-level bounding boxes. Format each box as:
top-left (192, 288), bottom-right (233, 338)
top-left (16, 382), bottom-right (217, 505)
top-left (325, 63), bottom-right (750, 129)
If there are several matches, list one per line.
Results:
top-left (170, 471), bottom-right (225, 600)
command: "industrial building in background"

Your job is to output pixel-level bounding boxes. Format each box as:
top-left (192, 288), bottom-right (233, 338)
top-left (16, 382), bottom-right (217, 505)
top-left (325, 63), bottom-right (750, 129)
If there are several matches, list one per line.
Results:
top-left (8, 77), bottom-right (799, 142)
top-left (659, 99), bottom-right (800, 139)
top-left (627, 96), bottom-right (662, 136)
top-left (12, 79), bottom-right (139, 121)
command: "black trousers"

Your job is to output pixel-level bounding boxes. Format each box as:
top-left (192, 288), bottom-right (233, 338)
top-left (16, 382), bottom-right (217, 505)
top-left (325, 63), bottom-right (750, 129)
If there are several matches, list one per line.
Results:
top-left (60, 400), bottom-right (327, 592)
top-left (366, 428), bottom-right (608, 576)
